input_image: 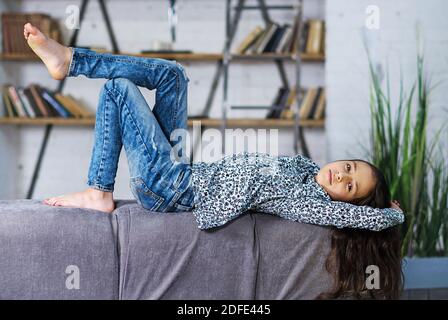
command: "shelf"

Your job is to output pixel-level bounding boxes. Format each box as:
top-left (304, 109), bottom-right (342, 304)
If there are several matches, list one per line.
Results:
top-left (0, 52), bottom-right (222, 62)
top-left (0, 117), bottom-right (96, 126)
top-left (125, 52), bottom-right (222, 61)
top-left (231, 53), bottom-right (324, 61)
top-left (0, 117), bottom-right (324, 128)
top-left (190, 118), bottom-right (324, 128)
top-left (0, 52), bottom-right (324, 62)
top-left (0, 53), bottom-right (40, 61)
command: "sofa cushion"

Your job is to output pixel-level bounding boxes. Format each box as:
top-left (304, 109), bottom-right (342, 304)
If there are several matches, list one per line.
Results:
top-left (114, 204), bottom-right (333, 299)
top-left (0, 200), bottom-right (119, 299)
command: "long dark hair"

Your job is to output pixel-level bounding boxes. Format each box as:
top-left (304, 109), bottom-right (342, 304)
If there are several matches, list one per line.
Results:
top-left (316, 159), bottom-right (404, 299)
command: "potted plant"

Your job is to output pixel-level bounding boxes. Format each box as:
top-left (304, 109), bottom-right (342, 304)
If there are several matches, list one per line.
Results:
top-left (365, 44), bottom-right (448, 298)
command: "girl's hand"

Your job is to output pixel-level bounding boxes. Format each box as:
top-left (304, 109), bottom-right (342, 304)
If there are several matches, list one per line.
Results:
top-left (390, 200), bottom-right (403, 212)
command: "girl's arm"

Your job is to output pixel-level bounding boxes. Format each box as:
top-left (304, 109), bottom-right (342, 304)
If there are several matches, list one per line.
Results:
top-left (255, 197), bottom-right (405, 231)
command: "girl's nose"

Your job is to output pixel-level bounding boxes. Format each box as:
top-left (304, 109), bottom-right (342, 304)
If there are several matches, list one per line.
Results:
top-left (337, 172), bottom-right (347, 182)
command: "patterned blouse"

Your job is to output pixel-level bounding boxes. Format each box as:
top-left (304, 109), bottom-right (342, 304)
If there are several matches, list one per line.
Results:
top-left (190, 152), bottom-right (404, 231)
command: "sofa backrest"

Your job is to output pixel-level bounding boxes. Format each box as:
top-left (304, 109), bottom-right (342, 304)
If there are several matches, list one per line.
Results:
top-left (115, 203), bottom-right (333, 299)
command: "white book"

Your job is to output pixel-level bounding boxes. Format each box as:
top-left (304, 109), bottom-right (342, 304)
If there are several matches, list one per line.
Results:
top-left (18, 88), bottom-right (36, 118)
top-left (256, 23), bottom-right (278, 54)
top-left (277, 26), bottom-right (292, 54)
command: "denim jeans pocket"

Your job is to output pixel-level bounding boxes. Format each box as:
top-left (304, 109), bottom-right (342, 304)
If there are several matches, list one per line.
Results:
top-left (171, 186), bottom-right (195, 212)
top-left (130, 176), bottom-right (165, 211)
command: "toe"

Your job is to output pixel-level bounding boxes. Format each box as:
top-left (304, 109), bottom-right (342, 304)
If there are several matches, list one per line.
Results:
top-left (48, 197), bottom-right (59, 206)
top-left (24, 23), bottom-right (37, 35)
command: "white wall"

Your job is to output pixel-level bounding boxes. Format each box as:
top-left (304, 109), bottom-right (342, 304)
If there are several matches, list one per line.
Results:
top-left (0, 0), bottom-right (326, 199)
top-left (326, 0), bottom-right (448, 161)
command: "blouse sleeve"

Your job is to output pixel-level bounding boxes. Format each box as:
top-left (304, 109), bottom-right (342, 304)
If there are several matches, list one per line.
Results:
top-left (255, 197), bottom-right (405, 231)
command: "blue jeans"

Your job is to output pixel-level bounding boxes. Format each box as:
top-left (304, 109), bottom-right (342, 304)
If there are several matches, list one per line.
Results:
top-left (68, 47), bottom-right (194, 212)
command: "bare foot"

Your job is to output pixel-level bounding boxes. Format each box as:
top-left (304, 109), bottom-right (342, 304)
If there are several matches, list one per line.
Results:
top-left (42, 188), bottom-right (116, 213)
top-left (23, 22), bottom-right (72, 80)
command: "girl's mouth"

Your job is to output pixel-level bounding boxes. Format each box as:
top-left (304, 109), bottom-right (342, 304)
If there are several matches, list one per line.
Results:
top-left (329, 169), bottom-right (332, 184)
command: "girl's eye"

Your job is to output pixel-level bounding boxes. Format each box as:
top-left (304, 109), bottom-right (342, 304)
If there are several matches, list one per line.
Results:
top-left (348, 183), bottom-right (352, 192)
top-left (346, 163), bottom-right (351, 171)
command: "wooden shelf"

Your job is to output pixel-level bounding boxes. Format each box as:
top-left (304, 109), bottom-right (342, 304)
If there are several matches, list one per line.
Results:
top-left (0, 52), bottom-right (324, 62)
top-left (0, 53), bottom-right (40, 61)
top-left (0, 117), bottom-right (96, 126)
top-left (0, 52), bottom-right (221, 62)
top-left (231, 53), bottom-right (325, 61)
top-left (190, 118), bottom-right (324, 127)
top-left (0, 117), bottom-right (324, 128)
top-left (127, 52), bottom-right (222, 61)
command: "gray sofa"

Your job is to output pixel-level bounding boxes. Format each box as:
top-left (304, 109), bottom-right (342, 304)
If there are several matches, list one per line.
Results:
top-left (0, 199), bottom-right (333, 300)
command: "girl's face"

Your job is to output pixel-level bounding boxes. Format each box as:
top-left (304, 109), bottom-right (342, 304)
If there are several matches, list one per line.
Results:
top-left (315, 160), bottom-right (376, 202)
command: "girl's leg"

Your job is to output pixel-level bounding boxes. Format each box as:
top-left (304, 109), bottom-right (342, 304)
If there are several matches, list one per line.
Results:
top-left (89, 78), bottom-right (193, 211)
top-left (24, 23), bottom-right (194, 211)
top-left (24, 22), bottom-right (189, 152)
top-left (68, 47), bottom-right (190, 149)
top-left (45, 78), bottom-right (194, 212)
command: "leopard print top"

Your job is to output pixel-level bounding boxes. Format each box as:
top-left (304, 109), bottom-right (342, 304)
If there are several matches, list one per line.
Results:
top-left (190, 152), bottom-right (404, 231)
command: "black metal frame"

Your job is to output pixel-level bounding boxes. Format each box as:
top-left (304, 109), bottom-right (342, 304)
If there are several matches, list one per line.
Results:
top-left (26, 0), bottom-right (119, 199)
top-left (220, 0), bottom-right (310, 156)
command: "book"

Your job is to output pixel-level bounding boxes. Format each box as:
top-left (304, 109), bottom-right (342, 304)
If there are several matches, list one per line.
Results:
top-left (41, 88), bottom-right (72, 118)
top-left (29, 84), bottom-right (51, 117)
top-left (17, 87), bottom-right (36, 118)
top-left (305, 20), bottom-right (324, 54)
top-left (299, 88), bottom-right (319, 119)
top-left (287, 12), bottom-right (300, 54)
top-left (313, 88), bottom-right (326, 119)
top-left (7, 86), bottom-right (28, 117)
top-left (248, 27), bottom-right (269, 54)
top-left (279, 88), bottom-right (297, 119)
top-left (256, 23), bottom-right (279, 54)
top-left (2, 85), bottom-right (16, 117)
top-left (57, 94), bottom-right (93, 118)
top-left (273, 87), bottom-right (290, 118)
top-left (263, 24), bottom-right (287, 53)
top-left (299, 21), bottom-right (310, 53)
top-left (307, 87), bottom-right (322, 119)
top-left (266, 87), bottom-right (289, 119)
top-left (54, 94), bottom-right (82, 118)
top-left (276, 25), bottom-right (292, 54)
top-left (235, 26), bottom-right (264, 54)
top-left (35, 86), bottom-right (59, 117)
top-left (23, 87), bottom-right (43, 117)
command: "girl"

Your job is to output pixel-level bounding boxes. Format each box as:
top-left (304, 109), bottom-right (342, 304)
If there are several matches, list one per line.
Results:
top-left (24, 23), bottom-right (404, 233)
